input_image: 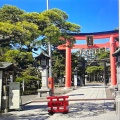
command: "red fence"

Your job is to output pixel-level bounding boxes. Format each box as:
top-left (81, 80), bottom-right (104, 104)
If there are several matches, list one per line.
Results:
top-left (47, 96), bottom-right (69, 114)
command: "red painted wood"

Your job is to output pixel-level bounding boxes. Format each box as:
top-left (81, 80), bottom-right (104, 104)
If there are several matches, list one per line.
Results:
top-left (71, 32), bottom-right (118, 40)
top-left (110, 35), bottom-right (117, 86)
top-left (57, 42), bottom-right (119, 49)
top-left (65, 40), bottom-right (71, 88)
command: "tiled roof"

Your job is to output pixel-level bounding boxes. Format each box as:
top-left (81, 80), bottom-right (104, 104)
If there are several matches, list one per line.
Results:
top-left (68, 30), bottom-right (118, 36)
top-left (112, 48), bottom-right (120, 57)
top-left (0, 62), bottom-right (13, 70)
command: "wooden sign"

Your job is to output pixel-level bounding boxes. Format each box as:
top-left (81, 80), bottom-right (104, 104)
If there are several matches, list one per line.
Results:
top-left (86, 36), bottom-right (93, 46)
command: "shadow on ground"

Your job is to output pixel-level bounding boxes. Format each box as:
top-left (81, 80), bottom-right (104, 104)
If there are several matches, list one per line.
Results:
top-left (23, 105), bottom-right (47, 111)
top-left (0, 104), bottom-right (49, 120)
top-left (68, 94), bottom-right (84, 96)
top-left (59, 101), bottom-right (115, 118)
top-left (86, 83), bottom-right (102, 86)
top-left (90, 86), bottom-right (107, 88)
top-left (0, 101), bottom-right (115, 120)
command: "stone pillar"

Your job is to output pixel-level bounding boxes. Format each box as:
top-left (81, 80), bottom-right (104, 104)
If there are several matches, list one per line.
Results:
top-left (115, 95), bottom-right (120, 120)
top-left (103, 61), bottom-right (107, 85)
top-left (0, 71), bottom-right (2, 110)
top-left (38, 67), bottom-right (51, 97)
top-left (85, 75), bottom-right (88, 83)
top-left (22, 79), bottom-right (25, 92)
top-left (41, 68), bottom-right (48, 89)
top-left (116, 59), bottom-right (120, 91)
top-left (74, 75), bottom-right (77, 87)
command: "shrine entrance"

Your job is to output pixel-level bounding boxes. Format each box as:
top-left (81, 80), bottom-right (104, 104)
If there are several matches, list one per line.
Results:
top-left (57, 30), bottom-right (119, 88)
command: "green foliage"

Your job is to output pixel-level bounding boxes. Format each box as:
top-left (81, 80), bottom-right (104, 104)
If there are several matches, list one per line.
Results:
top-left (0, 22), bottom-right (14, 35)
top-left (16, 67), bottom-right (39, 83)
top-left (68, 52), bottom-right (87, 78)
top-left (52, 8), bottom-right (68, 20)
top-left (4, 50), bottom-right (33, 68)
top-left (0, 5), bottom-right (81, 50)
top-left (4, 50), bottom-right (20, 63)
top-left (22, 67), bottom-right (38, 76)
top-left (22, 12), bottom-right (50, 31)
top-left (95, 51), bottom-right (110, 60)
top-left (21, 12), bottom-right (40, 23)
top-left (86, 50), bottom-right (110, 75)
top-left (71, 52), bottom-right (78, 67)
top-left (52, 50), bottom-right (65, 77)
top-left (41, 8), bottom-right (81, 47)
top-left (42, 9), bottom-right (64, 27)
top-left (62, 21), bottom-right (80, 33)
top-left (0, 5), bottom-right (24, 22)
top-left (0, 5), bottom-right (40, 48)
top-left (16, 77), bottom-right (23, 82)
top-left (14, 21), bottom-right (40, 44)
top-left (23, 76), bottom-right (39, 82)
top-left (0, 5), bottom-right (81, 88)
top-left (42, 24), bottom-right (60, 44)
top-left (86, 66), bottom-right (104, 74)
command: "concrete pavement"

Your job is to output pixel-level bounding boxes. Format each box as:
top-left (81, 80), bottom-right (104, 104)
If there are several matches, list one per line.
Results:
top-left (21, 86), bottom-right (74, 105)
top-left (0, 83), bottom-right (117, 120)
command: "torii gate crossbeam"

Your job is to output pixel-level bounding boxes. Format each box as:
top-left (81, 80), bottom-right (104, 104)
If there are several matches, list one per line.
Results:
top-left (58, 42), bottom-right (119, 49)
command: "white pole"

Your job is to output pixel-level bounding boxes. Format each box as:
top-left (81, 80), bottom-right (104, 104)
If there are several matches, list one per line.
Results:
top-left (22, 79), bottom-right (24, 92)
top-left (46, 0), bottom-right (52, 78)
top-left (47, 0), bottom-right (49, 10)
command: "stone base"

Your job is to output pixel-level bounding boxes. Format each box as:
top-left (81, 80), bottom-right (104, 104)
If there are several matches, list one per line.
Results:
top-left (115, 91), bottom-right (120, 96)
top-left (38, 88), bottom-right (52, 97)
top-left (63, 87), bottom-right (74, 90)
top-left (115, 95), bottom-right (120, 119)
top-left (108, 86), bottom-right (115, 97)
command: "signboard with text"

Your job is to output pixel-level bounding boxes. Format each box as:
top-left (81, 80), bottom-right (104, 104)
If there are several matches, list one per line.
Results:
top-left (86, 36), bottom-right (94, 46)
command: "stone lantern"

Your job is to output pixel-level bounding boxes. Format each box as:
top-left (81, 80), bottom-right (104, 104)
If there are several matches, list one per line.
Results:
top-left (35, 52), bottom-right (52, 97)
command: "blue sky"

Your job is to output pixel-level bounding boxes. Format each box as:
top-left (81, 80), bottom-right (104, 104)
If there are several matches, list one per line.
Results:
top-left (0, 0), bottom-right (119, 45)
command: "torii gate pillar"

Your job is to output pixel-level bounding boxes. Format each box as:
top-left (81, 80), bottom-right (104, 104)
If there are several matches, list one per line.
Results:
top-left (65, 40), bottom-right (71, 88)
top-left (110, 35), bottom-right (117, 86)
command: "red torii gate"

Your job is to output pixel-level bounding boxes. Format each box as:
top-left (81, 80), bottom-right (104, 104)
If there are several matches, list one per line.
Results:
top-left (57, 30), bottom-right (119, 88)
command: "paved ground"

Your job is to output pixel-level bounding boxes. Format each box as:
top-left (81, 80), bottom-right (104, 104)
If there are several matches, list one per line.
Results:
top-left (21, 86), bottom-right (74, 104)
top-left (0, 83), bottom-right (118, 120)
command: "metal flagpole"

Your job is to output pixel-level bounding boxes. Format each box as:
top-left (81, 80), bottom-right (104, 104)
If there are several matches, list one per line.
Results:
top-left (47, 0), bottom-right (52, 78)
top-left (46, 0), bottom-right (54, 93)
top-left (46, 0), bottom-right (49, 10)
